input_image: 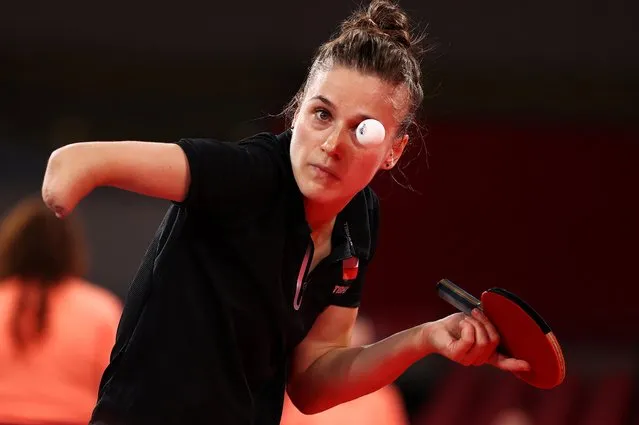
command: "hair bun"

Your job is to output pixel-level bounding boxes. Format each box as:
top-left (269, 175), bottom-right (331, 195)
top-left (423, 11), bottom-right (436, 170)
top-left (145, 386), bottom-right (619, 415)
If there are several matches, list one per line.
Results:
top-left (344, 0), bottom-right (413, 50)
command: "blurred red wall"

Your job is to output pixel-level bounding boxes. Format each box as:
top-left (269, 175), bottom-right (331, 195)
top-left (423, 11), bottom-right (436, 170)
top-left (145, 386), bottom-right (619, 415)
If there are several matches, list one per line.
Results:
top-left (363, 120), bottom-right (638, 345)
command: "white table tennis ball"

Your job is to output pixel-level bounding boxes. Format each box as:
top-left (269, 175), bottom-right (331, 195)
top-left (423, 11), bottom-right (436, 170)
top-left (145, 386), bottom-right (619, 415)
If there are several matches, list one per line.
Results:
top-left (356, 119), bottom-right (385, 147)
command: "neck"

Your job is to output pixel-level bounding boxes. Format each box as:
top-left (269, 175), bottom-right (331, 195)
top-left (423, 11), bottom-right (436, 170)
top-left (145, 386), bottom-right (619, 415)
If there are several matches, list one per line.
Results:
top-left (304, 198), bottom-right (348, 235)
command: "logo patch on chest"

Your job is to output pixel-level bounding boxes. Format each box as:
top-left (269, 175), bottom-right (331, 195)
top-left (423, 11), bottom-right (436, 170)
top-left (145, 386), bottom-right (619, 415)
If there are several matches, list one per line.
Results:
top-left (342, 256), bottom-right (359, 281)
top-left (332, 284), bottom-right (350, 294)
top-left (332, 256), bottom-right (359, 295)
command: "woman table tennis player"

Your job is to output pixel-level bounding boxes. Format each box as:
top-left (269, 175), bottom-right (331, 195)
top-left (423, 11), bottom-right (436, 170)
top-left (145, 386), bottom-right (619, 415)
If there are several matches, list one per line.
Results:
top-left (41, 1), bottom-right (529, 424)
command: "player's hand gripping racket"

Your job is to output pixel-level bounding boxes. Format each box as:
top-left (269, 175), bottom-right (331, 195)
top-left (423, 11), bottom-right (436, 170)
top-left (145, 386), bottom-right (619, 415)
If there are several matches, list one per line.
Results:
top-left (436, 278), bottom-right (566, 389)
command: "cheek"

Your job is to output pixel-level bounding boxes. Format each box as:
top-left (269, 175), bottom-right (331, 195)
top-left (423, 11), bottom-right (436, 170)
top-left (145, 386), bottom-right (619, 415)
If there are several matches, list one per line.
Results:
top-left (291, 124), bottom-right (321, 159)
top-left (290, 135), bottom-right (304, 168)
top-left (289, 132), bottom-right (312, 173)
top-left (345, 151), bottom-right (385, 184)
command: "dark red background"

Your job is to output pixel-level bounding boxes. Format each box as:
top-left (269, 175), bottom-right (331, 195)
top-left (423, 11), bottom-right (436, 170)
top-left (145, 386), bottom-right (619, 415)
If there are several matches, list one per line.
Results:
top-left (362, 120), bottom-right (638, 345)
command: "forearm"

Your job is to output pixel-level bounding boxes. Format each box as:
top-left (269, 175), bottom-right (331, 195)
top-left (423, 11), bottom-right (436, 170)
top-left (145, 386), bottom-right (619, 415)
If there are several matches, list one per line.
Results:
top-left (288, 324), bottom-right (431, 414)
top-left (43, 141), bottom-right (189, 215)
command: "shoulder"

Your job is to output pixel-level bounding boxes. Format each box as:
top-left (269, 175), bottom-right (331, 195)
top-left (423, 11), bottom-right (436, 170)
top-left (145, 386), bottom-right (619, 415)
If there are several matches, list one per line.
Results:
top-left (0, 278), bottom-right (19, 294)
top-left (338, 186), bottom-right (380, 264)
top-left (238, 129), bottom-right (293, 165)
top-left (58, 278), bottom-right (123, 321)
top-left (358, 185), bottom-right (381, 234)
top-left (362, 186), bottom-right (380, 216)
top-left (177, 129), bottom-right (291, 163)
top-left (171, 129), bottom-right (294, 217)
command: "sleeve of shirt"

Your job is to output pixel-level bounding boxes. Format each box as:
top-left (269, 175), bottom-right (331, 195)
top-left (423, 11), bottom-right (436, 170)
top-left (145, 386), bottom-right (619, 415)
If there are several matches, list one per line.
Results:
top-left (175, 133), bottom-right (284, 219)
top-left (329, 189), bottom-right (380, 308)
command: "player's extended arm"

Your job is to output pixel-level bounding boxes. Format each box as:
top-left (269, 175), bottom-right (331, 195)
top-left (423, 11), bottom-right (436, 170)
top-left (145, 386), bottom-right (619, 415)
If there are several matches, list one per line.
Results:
top-left (42, 141), bottom-right (190, 217)
top-left (287, 305), bottom-right (429, 415)
top-left (287, 305), bottom-right (528, 414)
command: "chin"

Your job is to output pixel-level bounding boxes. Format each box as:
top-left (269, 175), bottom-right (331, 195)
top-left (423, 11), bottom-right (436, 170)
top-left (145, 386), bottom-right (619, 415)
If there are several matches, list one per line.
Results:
top-left (298, 180), bottom-right (344, 204)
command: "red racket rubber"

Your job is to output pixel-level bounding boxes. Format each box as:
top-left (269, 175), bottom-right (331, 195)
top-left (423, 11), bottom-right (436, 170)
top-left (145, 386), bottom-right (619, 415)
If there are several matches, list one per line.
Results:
top-left (437, 279), bottom-right (566, 389)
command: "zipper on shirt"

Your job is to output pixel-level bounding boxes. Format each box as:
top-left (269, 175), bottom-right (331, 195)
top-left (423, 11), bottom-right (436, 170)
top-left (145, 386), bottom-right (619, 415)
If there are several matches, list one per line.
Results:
top-left (293, 222), bottom-right (355, 310)
top-left (344, 221), bottom-right (356, 258)
top-left (293, 242), bottom-right (314, 311)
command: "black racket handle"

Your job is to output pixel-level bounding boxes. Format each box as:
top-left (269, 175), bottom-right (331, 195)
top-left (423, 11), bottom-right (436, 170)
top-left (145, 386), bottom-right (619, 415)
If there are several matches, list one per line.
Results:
top-left (436, 278), bottom-right (511, 356)
top-left (436, 279), bottom-right (481, 316)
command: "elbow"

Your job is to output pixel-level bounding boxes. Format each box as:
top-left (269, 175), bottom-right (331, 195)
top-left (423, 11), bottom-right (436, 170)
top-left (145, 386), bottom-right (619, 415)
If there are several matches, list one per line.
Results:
top-left (42, 143), bottom-right (87, 217)
top-left (42, 147), bottom-right (68, 204)
top-left (288, 395), bottom-right (320, 415)
top-left (49, 142), bottom-right (80, 162)
top-left (287, 384), bottom-right (333, 415)
top-left (287, 386), bottom-right (311, 414)
top-left (45, 144), bottom-right (79, 179)
top-left (46, 145), bottom-right (67, 172)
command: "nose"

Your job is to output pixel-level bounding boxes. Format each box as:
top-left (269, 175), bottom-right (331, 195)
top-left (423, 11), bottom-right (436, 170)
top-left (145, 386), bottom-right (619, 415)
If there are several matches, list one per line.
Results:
top-left (320, 128), bottom-right (345, 160)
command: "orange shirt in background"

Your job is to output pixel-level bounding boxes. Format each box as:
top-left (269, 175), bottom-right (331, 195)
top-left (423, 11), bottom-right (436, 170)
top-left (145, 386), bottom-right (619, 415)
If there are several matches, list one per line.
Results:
top-left (280, 385), bottom-right (409, 425)
top-left (0, 277), bottom-right (122, 424)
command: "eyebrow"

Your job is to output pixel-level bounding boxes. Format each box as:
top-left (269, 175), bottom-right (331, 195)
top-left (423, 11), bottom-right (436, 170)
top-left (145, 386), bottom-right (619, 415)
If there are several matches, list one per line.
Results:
top-left (310, 95), bottom-right (373, 123)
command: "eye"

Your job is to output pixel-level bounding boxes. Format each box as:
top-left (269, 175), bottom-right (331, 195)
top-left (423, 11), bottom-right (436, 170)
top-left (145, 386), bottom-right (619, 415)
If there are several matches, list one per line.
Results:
top-left (313, 108), bottom-right (332, 122)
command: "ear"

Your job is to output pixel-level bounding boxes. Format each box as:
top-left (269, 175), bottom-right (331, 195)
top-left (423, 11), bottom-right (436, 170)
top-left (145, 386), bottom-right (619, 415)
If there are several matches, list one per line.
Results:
top-left (383, 134), bottom-right (409, 170)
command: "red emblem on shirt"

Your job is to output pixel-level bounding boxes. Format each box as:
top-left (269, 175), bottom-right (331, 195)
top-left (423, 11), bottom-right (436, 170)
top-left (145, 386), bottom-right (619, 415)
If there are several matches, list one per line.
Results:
top-left (342, 256), bottom-right (359, 281)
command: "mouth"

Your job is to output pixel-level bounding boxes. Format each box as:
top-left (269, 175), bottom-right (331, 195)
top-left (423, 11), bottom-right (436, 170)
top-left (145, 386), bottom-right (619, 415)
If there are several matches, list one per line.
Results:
top-left (310, 163), bottom-right (340, 181)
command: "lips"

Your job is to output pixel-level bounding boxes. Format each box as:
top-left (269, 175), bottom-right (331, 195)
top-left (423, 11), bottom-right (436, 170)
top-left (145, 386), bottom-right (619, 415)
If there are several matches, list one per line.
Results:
top-left (310, 163), bottom-right (340, 180)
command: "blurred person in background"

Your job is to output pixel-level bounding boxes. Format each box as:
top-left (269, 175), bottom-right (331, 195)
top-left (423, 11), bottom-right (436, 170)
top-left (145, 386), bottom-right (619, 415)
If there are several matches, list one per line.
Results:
top-left (280, 314), bottom-right (409, 425)
top-left (490, 408), bottom-right (534, 425)
top-left (0, 196), bottom-right (122, 425)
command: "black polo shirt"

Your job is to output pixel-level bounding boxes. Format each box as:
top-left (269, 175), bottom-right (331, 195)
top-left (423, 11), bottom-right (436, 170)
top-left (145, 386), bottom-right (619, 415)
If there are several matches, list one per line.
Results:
top-left (90, 130), bottom-right (380, 425)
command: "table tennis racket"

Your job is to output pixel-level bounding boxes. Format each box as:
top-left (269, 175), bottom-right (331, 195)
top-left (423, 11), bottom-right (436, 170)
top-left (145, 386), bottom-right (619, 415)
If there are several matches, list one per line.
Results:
top-left (436, 278), bottom-right (566, 389)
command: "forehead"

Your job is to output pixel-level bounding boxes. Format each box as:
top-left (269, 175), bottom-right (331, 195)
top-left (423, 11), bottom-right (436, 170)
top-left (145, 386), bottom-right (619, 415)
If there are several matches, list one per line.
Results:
top-left (304, 66), bottom-right (409, 124)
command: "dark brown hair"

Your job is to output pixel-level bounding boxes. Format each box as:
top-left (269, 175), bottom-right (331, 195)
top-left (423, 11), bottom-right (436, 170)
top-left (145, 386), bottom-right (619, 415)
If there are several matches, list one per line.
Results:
top-left (285, 0), bottom-right (427, 139)
top-left (0, 196), bottom-right (87, 351)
